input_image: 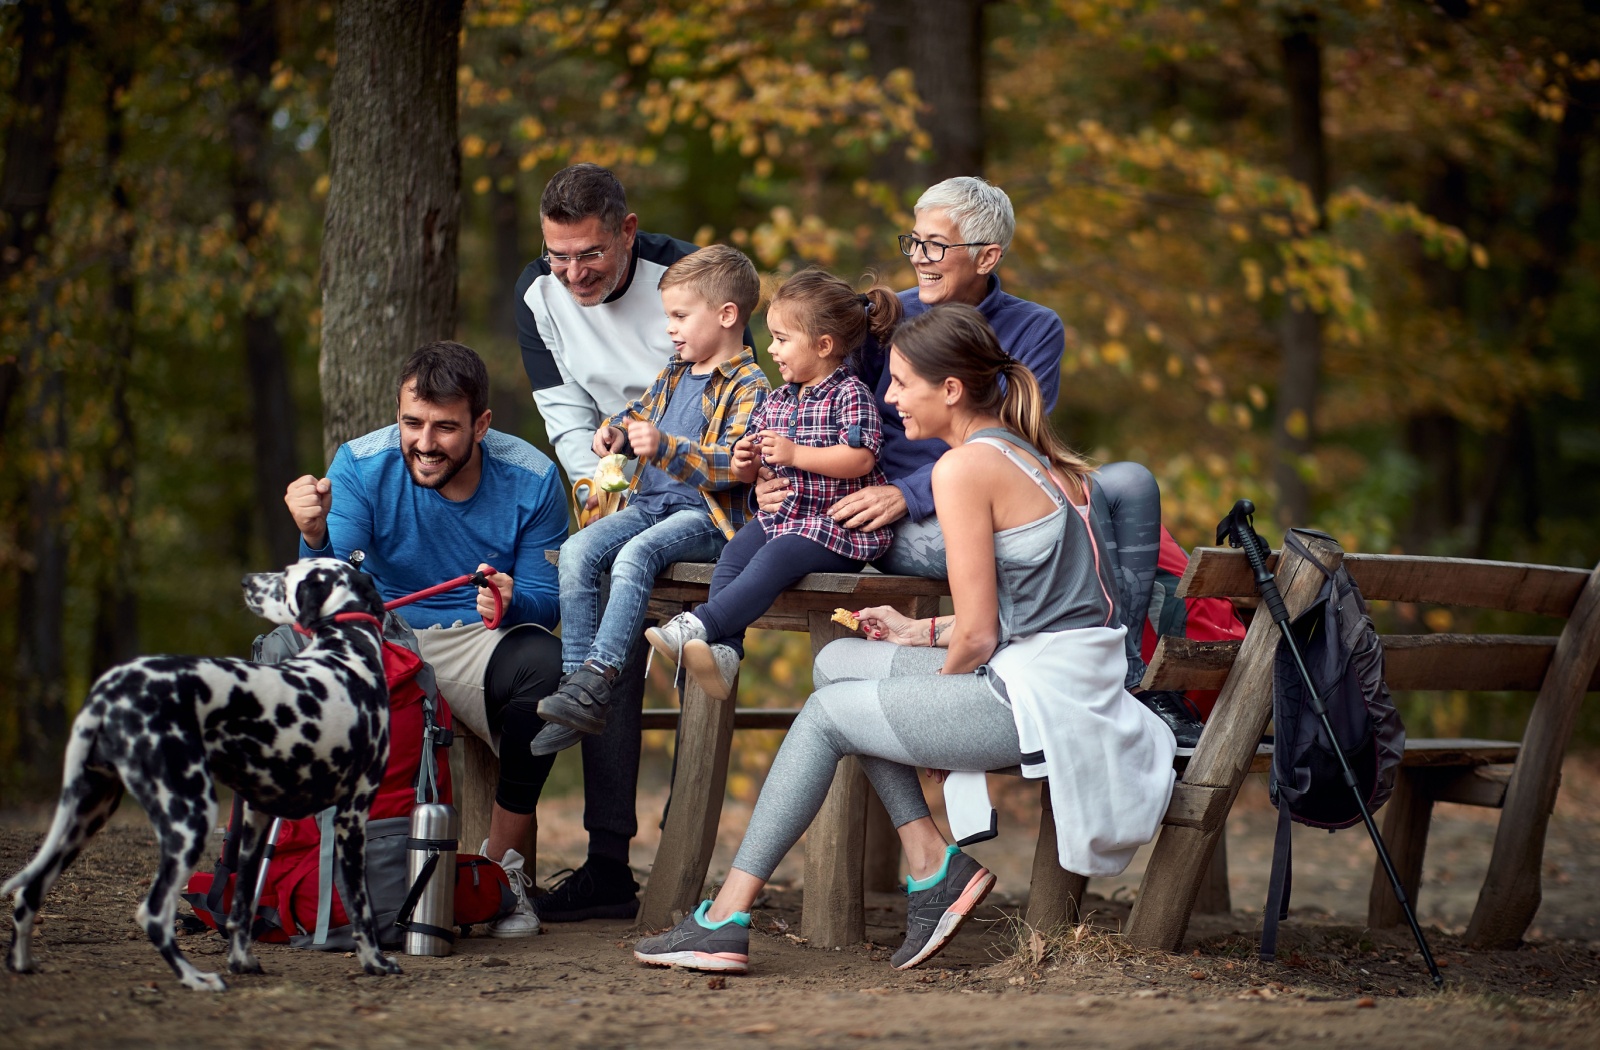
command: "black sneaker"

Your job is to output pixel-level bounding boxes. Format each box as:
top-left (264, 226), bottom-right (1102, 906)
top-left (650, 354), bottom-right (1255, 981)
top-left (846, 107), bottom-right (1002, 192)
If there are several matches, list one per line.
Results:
top-left (533, 858), bottom-right (640, 922)
top-left (891, 847), bottom-right (995, 970)
top-left (1135, 690), bottom-right (1205, 753)
top-left (536, 663), bottom-right (615, 735)
top-left (633, 900), bottom-right (750, 973)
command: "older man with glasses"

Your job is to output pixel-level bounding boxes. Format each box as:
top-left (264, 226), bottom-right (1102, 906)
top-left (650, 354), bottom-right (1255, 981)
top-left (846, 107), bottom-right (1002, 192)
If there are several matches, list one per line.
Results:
top-left (511, 163), bottom-right (714, 925)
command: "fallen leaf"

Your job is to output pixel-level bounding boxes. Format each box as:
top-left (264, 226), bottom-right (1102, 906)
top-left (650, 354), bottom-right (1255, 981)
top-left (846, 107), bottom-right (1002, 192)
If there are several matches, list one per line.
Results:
top-left (736, 1022), bottom-right (777, 1034)
top-left (1356, 997), bottom-right (1376, 1008)
top-left (1189, 970), bottom-right (1208, 980)
top-left (706, 976), bottom-right (727, 990)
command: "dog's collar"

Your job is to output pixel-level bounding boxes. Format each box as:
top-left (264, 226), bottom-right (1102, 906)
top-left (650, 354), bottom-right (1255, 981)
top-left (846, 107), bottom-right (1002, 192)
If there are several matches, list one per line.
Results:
top-left (293, 611), bottom-right (385, 638)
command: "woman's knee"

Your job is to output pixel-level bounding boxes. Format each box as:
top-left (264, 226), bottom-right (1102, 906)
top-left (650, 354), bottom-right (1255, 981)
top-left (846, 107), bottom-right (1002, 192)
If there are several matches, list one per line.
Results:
top-left (812, 637), bottom-right (880, 688)
top-left (1096, 460), bottom-right (1159, 511)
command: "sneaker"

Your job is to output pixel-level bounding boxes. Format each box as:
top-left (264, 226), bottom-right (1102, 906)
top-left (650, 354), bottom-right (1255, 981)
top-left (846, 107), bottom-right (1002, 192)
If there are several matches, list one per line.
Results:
top-left (536, 663), bottom-right (616, 735)
top-left (644, 612), bottom-right (707, 668)
top-left (528, 721), bottom-right (584, 757)
top-left (481, 843), bottom-right (540, 938)
top-left (534, 858), bottom-right (640, 923)
top-left (681, 640), bottom-right (740, 700)
top-left (1135, 690), bottom-right (1205, 754)
top-left (891, 845), bottom-right (995, 970)
top-left (633, 900), bottom-right (750, 973)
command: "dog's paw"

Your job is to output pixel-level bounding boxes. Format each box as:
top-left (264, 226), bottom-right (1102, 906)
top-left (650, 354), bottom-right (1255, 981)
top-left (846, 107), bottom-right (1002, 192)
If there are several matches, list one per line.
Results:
top-left (5, 951), bottom-right (34, 974)
top-left (226, 954), bottom-right (264, 975)
top-left (363, 953), bottom-right (403, 977)
top-left (179, 969), bottom-right (228, 992)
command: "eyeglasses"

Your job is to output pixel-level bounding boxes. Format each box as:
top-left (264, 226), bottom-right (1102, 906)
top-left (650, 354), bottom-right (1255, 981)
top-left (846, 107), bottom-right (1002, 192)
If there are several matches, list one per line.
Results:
top-left (898, 234), bottom-right (991, 263)
top-left (539, 245), bottom-right (610, 270)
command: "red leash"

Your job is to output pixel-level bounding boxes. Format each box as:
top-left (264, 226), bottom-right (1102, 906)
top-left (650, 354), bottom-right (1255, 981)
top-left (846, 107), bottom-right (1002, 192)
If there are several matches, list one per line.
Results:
top-left (384, 567), bottom-right (505, 630)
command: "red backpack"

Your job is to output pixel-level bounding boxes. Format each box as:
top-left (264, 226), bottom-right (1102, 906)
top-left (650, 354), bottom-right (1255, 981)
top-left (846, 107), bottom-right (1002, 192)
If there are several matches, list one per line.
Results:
top-left (1138, 527), bottom-right (1248, 721)
top-left (184, 625), bottom-right (513, 948)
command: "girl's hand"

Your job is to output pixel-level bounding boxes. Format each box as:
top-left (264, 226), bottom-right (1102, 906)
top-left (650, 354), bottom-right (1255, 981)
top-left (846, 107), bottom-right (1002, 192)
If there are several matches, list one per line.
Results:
top-left (732, 433), bottom-right (760, 473)
top-left (758, 429), bottom-right (797, 467)
top-left (856, 605), bottom-right (921, 646)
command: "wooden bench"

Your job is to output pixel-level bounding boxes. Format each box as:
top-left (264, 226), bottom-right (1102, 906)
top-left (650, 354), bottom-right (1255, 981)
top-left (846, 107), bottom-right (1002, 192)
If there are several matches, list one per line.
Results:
top-left (1102, 536), bottom-right (1600, 951)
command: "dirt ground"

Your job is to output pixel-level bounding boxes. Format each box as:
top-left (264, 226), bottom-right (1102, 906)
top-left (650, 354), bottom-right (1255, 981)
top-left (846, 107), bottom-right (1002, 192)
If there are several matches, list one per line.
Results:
top-left (3, 755), bottom-right (1598, 1049)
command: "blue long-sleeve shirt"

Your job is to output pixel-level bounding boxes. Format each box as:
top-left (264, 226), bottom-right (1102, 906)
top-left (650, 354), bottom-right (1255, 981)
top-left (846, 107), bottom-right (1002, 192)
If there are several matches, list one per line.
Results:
top-left (855, 275), bottom-right (1065, 522)
top-left (299, 426), bottom-right (567, 630)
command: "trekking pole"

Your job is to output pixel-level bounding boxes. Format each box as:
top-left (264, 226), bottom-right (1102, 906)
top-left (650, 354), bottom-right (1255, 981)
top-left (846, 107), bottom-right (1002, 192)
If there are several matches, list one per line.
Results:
top-left (1218, 499), bottom-right (1444, 989)
top-left (245, 817), bottom-right (284, 938)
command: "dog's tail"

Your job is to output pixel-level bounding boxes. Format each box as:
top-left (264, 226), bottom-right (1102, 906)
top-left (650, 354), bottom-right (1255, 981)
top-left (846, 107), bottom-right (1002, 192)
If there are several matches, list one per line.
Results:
top-left (1, 699), bottom-right (107, 899)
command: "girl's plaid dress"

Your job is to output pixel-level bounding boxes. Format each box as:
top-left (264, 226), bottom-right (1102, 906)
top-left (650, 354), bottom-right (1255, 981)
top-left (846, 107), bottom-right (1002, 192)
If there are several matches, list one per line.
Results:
top-left (751, 368), bottom-right (893, 562)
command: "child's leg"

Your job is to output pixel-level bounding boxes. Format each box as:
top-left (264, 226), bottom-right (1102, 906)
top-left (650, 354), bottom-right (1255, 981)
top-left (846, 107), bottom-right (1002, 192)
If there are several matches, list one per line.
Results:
top-left (557, 506), bottom-right (656, 673)
top-left (695, 534), bottom-right (862, 657)
top-left (590, 509), bottom-right (726, 670)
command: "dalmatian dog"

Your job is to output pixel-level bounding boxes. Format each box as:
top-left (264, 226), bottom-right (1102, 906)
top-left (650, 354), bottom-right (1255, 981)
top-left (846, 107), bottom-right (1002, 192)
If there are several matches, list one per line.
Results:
top-left (3, 558), bottom-right (401, 991)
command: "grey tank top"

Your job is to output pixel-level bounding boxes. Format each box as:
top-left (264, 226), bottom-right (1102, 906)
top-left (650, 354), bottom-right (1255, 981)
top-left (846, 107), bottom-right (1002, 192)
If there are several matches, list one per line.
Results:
top-left (968, 428), bottom-right (1122, 640)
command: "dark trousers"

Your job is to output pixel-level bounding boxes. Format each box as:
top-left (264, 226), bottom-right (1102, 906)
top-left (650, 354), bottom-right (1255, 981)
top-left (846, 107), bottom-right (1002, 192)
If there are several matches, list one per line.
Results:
top-left (694, 520), bottom-right (861, 658)
top-left (486, 616), bottom-right (645, 866)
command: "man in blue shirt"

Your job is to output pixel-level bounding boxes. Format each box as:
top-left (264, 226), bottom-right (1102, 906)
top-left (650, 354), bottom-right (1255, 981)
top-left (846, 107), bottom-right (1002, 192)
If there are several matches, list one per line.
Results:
top-left (285, 341), bottom-right (569, 939)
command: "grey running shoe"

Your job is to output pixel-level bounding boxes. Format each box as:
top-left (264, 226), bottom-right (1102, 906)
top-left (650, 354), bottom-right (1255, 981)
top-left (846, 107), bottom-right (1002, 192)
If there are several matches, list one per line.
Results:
top-left (536, 663), bottom-right (615, 735)
top-left (644, 612), bottom-right (707, 668)
top-left (633, 901), bottom-right (750, 973)
top-left (529, 721), bottom-right (584, 757)
top-left (891, 849), bottom-right (995, 970)
top-left (682, 640), bottom-right (740, 700)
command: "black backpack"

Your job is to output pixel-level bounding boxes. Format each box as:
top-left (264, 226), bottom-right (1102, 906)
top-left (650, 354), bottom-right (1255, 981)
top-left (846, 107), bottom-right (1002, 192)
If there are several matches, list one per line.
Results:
top-left (1260, 530), bottom-right (1405, 960)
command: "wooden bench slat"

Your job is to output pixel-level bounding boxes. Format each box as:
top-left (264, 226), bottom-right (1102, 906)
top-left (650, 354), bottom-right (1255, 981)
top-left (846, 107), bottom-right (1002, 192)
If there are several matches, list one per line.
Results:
top-left (1179, 547), bottom-right (1590, 617)
top-left (1142, 632), bottom-right (1600, 693)
top-left (656, 562), bottom-right (948, 597)
top-left (1427, 764), bottom-right (1513, 808)
top-left (640, 708), bottom-right (801, 732)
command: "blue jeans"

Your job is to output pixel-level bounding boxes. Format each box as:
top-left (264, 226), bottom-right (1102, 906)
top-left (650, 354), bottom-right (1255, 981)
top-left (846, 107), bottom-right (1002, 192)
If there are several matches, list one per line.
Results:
top-left (558, 505), bottom-right (726, 672)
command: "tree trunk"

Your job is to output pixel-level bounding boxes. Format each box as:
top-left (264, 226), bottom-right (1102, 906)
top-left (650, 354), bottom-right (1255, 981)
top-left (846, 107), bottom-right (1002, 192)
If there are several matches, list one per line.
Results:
top-left (1272, 13), bottom-right (1328, 528)
top-left (869, 1), bottom-right (987, 188)
top-left (319, 0), bottom-right (462, 460)
top-left (19, 368), bottom-right (69, 789)
top-left (90, 37), bottom-right (139, 676)
top-left (230, 0), bottom-right (302, 566)
top-left (0, 0), bottom-right (73, 445)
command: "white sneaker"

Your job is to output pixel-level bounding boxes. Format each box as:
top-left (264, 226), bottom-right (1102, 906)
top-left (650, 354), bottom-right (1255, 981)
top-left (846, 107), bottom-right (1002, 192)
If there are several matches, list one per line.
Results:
top-left (481, 842), bottom-right (540, 938)
top-left (682, 640), bottom-right (740, 700)
top-left (645, 612), bottom-right (707, 668)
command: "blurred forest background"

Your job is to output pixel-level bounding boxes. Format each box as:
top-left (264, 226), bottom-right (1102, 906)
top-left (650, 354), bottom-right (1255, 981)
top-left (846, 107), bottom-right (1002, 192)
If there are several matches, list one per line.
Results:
top-left (1, 0), bottom-right (1597, 802)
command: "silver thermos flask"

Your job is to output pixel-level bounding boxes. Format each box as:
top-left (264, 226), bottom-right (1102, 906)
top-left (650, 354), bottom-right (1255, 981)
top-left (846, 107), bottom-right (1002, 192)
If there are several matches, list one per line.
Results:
top-left (404, 802), bottom-right (458, 957)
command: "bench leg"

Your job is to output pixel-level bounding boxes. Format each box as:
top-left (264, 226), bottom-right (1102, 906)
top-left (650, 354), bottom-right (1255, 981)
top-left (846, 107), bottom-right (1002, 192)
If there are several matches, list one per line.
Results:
top-left (863, 796), bottom-right (901, 892)
top-left (1466, 560), bottom-right (1600, 948)
top-left (1025, 782), bottom-right (1087, 930)
top-left (801, 613), bottom-right (866, 947)
top-left (1367, 766), bottom-right (1433, 929)
top-left (457, 732), bottom-right (525, 860)
top-left (637, 672), bottom-right (739, 929)
top-left (1193, 834), bottom-right (1231, 915)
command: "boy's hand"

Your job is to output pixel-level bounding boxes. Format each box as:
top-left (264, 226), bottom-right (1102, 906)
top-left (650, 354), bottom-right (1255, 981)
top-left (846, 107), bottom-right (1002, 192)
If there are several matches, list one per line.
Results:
top-left (758, 430), bottom-right (797, 467)
top-left (285, 475), bottom-right (332, 549)
top-left (593, 426), bottom-right (625, 457)
top-left (626, 421), bottom-right (662, 460)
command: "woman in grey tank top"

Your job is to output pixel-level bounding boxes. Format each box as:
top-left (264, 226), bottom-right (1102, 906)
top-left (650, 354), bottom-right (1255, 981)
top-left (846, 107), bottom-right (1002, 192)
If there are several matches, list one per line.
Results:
top-left (633, 305), bottom-right (1173, 977)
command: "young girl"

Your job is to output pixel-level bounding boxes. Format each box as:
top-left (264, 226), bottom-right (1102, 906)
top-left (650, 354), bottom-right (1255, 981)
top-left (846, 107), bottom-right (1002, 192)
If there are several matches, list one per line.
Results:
top-left (645, 270), bottom-right (902, 699)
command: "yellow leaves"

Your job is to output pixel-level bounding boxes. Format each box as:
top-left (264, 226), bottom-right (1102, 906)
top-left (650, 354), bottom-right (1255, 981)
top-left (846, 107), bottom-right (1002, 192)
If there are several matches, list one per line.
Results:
top-left (472, 175), bottom-right (491, 195)
top-left (1471, 243), bottom-right (1489, 269)
top-left (312, 173), bottom-right (330, 199)
top-left (1248, 385), bottom-right (1267, 410)
top-left (693, 224), bottom-right (715, 246)
top-left (461, 134), bottom-right (486, 159)
top-left (1103, 305), bottom-right (1126, 338)
top-left (1284, 409), bottom-right (1310, 441)
top-left (1100, 341), bottom-right (1129, 367)
top-left (1241, 258), bottom-right (1264, 301)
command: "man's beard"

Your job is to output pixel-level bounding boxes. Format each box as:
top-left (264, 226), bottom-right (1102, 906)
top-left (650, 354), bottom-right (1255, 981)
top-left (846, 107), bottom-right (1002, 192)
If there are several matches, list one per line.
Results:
top-left (560, 264), bottom-right (625, 307)
top-left (405, 444), bottom-right (472, 491)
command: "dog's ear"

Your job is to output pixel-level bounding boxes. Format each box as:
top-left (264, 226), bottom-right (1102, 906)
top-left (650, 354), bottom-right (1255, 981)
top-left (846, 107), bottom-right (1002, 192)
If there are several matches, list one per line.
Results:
top-left (293, 564), bottom-right (338, 629)
top-left (348, 569), bottom-right (384, 617)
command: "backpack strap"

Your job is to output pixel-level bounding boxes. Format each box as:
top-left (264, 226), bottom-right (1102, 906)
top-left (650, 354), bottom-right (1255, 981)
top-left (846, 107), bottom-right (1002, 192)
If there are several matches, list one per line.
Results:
top-left (312, 807), bottom-right (337, 945)
top-left (1260, 795), bottom-right (1294, 962)
top-left (1282, 530), bottom-right (1337, 582)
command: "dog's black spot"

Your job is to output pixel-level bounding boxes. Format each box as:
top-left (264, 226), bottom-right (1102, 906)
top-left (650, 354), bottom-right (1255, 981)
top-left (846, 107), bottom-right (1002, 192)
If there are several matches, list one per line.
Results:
top-left (274, 705), bottom-right (298, 729)
top-left (301, 721), bottom-right (321, 743)
top-left (296, 692), bottom-right (322, 719)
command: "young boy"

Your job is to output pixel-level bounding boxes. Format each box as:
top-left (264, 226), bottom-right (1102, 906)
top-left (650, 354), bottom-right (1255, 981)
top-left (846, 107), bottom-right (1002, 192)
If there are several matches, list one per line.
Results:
top-left (534, 245), bottom-right (769, 743)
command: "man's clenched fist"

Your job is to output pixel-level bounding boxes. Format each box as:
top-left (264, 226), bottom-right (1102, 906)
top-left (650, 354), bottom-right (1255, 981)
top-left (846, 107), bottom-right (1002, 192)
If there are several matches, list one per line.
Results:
top-left (285, 475), bottom-right (333, 549)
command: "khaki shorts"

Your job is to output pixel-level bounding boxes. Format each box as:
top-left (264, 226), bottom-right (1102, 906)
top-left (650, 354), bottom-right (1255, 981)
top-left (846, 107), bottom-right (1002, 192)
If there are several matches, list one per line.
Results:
top-left (413, 622), bottom-right (556, 755)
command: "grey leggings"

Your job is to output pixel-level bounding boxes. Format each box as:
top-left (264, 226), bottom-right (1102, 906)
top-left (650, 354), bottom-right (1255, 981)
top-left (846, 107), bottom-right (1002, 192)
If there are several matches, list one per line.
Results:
top-left (875, 460), bottom-right (1162, 689)
top-left (729, 638), bottom-right (1022, 881)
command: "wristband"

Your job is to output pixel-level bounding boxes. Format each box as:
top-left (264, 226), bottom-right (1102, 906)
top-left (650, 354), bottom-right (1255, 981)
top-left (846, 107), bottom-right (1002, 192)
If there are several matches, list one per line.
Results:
top-left (929, 618), bottom-right (937, 648)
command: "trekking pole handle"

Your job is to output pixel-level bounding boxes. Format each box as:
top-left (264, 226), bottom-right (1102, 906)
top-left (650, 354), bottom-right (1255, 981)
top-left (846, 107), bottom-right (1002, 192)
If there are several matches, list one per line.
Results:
top-left (1220, 500), bottom-right (1290, 626)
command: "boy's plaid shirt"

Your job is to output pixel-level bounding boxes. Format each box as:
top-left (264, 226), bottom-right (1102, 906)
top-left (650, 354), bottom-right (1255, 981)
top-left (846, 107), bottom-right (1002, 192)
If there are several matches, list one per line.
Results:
top-left (605, 347), bottom-right (770, 540)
